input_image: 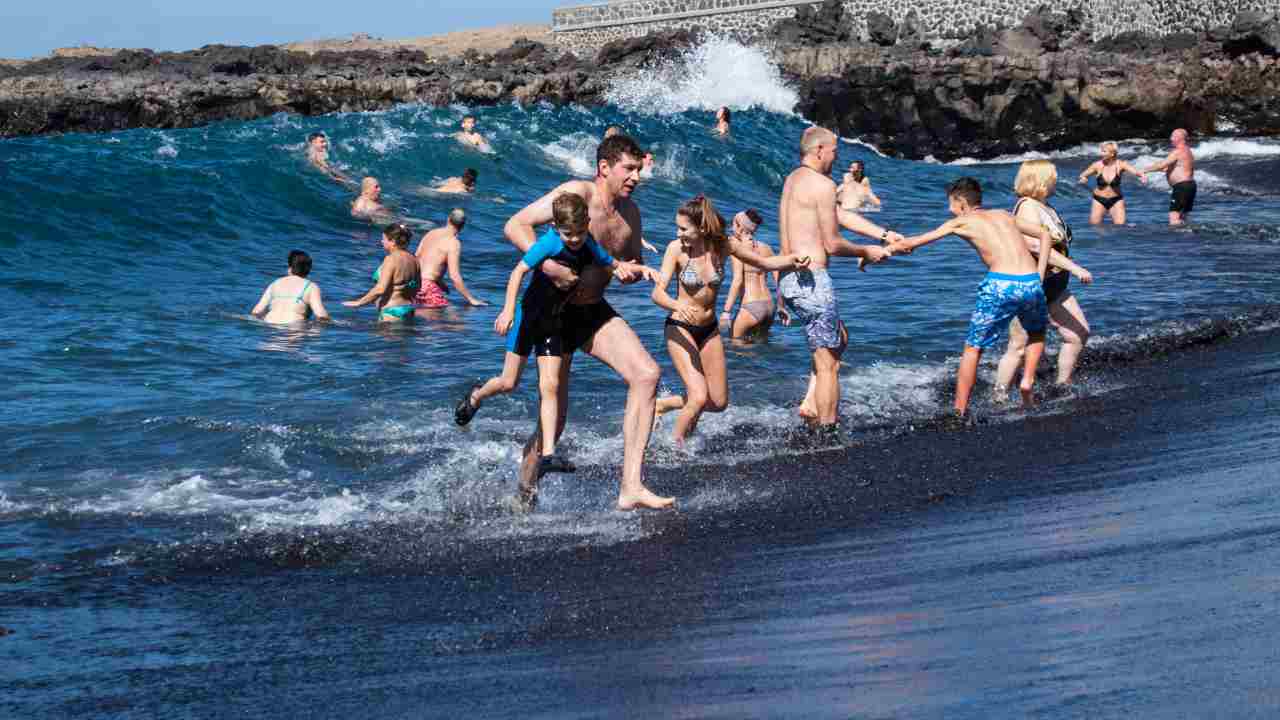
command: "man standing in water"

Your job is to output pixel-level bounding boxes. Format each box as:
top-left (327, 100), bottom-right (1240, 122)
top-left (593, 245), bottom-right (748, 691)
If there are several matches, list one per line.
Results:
top-left (1143, 128), bottom-right (1197, 225)
top-left (501, 134), bottom-right (673, 511)
top-left (779, 127), bottom-right (898, 431)
top-left (414, 209), bottom-right (486, 308)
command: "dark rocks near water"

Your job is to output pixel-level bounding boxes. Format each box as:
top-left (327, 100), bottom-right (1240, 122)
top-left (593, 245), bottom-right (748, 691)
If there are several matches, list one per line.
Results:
top-left (2, 8), bottom-right (1280, 161)
top-left (784, 7), bottom-right (1280, 160)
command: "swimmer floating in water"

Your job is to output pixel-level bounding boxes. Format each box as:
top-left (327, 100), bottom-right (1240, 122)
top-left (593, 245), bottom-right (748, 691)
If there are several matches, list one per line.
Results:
top-left (456, 116), bottom-right (492, 153)
top-left (306, 132), bottom-right (349, 183)
top-left (435, 168), bottom-right (477, 194)
top-left (714, 106), bottom-right (731, 137)
top-left (251, 250), bottom-right (330, 324)
top-left (837, 160), bottom-right (881, 210)
top-left (343, 224), bottom-right (421, 323)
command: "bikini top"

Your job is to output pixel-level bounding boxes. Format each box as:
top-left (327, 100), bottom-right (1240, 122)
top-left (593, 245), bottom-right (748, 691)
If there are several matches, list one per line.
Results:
top-left (373, 266), bottom-right (419, 288)
top-left (1096, 166), bottom-right (1122, 190)
top-left (272, 280), bottom-right (311, 304)
top-left (740, 240), bottom-right (771, 276)
top-left (679, 254), bottom-right (723, 293)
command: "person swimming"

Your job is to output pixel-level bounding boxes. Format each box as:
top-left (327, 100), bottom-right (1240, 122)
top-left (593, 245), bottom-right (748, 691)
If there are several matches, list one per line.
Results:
top-left (251, 250), bottom-right (331, 324)
top-left (435, 168), bottom-right (477, 194)
top-left (714, 106), bottom-right (731, 137)
top-left (306, 132), bottom-right (348, 183)
top-left (837, 160), bottom-right (881, 210)
top-left (343, 224), bottom-right (421, 322)
top-left (351, 177), bottom-right (389, 218)
top-left (456, 116), bottom-right (492, 153)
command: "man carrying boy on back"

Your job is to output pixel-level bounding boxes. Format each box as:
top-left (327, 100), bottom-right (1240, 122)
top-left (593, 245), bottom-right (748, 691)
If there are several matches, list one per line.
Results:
top-left (886, 177), bottom-right (1059, 416)
top-left (454, 193), bottom-right (655, 478)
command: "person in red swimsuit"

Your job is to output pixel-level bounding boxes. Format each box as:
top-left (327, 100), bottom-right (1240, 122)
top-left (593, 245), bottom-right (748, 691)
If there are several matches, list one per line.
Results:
top-left (414, 209), bottom-right (487, 308)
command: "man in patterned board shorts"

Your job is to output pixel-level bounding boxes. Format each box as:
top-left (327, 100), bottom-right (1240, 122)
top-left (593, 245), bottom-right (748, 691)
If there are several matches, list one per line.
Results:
top-left (777, 127), bottom-right (900, 431)
top-left (887, 177), bottom-right (1064, 416)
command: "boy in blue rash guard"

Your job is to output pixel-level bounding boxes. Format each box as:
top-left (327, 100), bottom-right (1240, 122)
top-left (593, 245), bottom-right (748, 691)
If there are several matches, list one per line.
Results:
top-left (886, 177), bottom-right (1059, 416)
top-left (455, 193), bottom-right (657, 477)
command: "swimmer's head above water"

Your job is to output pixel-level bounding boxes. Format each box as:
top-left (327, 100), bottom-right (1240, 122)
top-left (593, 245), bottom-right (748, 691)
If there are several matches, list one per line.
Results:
top-left (462, 168), bottom-right (478, 191)
top-left (360, 176), bottom-right (381, 200)
top-left (1100, 141), bottom-right (1119, 160)
top-left (946, 177), bottom-right (983, 215)
top-left (596, 134), bottom-right (646, 199)
top-left (461, 116), bottom-right (477, 133)
top-left (1171, 128), bottom-right (1189, 146)
top-left (288, 249), bottom-right (313, 277)
top-left (848, 160), bottom-right (865, 182)
top-left (448, 208), bottom-right (467, 230)
top-left (307, 132), bottom-right (328, 151)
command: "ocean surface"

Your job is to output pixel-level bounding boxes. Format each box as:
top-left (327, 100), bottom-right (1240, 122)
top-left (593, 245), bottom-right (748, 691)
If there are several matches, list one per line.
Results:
top-left (3, 40), bottom-right (1280, 717)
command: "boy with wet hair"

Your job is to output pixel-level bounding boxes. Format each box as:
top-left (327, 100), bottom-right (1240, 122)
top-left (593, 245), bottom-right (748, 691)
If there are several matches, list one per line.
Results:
top-left (887, 177), bottom-right (1059, 416)
top-left (456, 193), bottom-right (656, 477)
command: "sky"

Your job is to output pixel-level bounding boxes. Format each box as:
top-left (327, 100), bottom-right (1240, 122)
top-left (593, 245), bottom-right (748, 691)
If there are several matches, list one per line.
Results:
top-left (5, 0), bottom-right (572, 59)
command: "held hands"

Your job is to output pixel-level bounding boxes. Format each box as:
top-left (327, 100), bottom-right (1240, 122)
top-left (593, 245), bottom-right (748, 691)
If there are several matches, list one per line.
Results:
top-left (884, 231), bottom-right (905, 245)
top-left (494, 307), bottom-right (514, 335)
top-left (859, 244), bottom-right (892, 271)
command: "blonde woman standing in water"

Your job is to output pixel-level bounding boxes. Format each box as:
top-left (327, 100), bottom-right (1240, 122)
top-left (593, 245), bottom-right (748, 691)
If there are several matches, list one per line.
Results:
top-left (653, 196), bottom-right (809, 444)
top-left (720, 209), bottom-right (779, 341)
top-left (996, 160), bottom-right (1095, 398)
top-left (1079, 141), bottom-right (1146, 225)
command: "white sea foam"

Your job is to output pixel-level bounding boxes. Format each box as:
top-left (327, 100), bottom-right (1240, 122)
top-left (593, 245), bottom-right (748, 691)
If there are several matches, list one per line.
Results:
top-left (946, 137), bottom-right (1280, 166)
top-left (541, 132), bottom-right (599, 177)
top-left (361, 119), bottom-right (417, 155)
top-left (605, 37), bottom-right (799, 116)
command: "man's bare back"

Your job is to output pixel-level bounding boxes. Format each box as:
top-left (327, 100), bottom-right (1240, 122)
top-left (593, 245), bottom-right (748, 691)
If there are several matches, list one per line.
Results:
top-left (416, 227), bottom-right (456, 283)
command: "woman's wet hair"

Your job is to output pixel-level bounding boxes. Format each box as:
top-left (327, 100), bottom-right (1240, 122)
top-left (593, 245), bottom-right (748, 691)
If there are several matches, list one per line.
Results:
top-left (551, 193), bottom-right (590, 233)
top-left (946, 177), bottom-right (983, 206)
top-left (849, 160), bottom-right (865, 180)
top-left (307, 132), bottom-right (326, 143)
top-left (718, 106), bottom-right (731, 123)
top-left (678, 194), bottom-right (728, 260)
top-left (288, 250), bottom-right (313, 277)
top-left (597, 134), bottom-right (645, 169)
top-left (1013, 160), bottom-right (1058, 200)
top-left (383, 223), bottom-right (412, 248)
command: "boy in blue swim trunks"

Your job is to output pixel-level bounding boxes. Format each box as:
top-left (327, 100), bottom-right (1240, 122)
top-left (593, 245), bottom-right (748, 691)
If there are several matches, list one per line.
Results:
top-left (455, 193), bottom-right (656, 477)
top-left (887, 177), bottom-right (1060, 416)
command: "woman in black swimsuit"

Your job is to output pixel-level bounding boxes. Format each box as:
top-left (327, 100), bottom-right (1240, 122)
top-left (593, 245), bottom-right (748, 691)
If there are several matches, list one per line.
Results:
top-left (1079, 141), bottom-right (1147, 225)
top-left (651, 196), bottom-right (808, 444)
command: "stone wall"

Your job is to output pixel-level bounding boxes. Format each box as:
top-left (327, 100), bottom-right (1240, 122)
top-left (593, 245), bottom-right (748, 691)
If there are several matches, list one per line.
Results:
top-left (551, 0), bottom-right (1280, 55)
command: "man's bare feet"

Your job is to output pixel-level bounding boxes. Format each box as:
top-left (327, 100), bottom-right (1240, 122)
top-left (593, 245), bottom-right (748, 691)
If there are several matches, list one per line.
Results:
top-left (616, 486), bottom-right (676, 511)
top-left (514, 479), bottom-right (539, 513)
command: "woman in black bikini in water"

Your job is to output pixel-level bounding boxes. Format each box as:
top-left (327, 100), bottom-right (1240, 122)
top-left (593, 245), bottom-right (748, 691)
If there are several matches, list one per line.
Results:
top-left (1079, 141), bottom-right (1147, 225)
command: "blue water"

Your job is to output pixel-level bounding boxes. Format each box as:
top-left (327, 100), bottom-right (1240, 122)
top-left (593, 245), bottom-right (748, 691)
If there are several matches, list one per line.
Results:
top-left (4, 43), bottom-right (1280, 717)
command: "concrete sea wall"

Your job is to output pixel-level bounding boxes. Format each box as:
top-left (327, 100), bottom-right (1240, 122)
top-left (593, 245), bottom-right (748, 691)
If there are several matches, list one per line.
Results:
top-left (552, 0), bottom-right (1280, 55)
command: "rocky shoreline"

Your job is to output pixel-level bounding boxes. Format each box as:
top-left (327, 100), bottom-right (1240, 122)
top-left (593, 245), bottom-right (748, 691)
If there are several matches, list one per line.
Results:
top-left (2, 7), bottom-right (1278, 160)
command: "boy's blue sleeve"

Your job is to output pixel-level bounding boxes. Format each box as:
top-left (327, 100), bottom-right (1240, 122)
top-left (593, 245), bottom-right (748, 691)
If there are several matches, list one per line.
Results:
top-left (521, 229), bottom-right (563, 268)
top-left (584, 237), bottom-right (615, 266)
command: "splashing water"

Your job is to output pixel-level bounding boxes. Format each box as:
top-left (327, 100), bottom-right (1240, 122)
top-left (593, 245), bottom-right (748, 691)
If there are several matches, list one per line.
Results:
top-left (605, 37), bottom-right (799, 115)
